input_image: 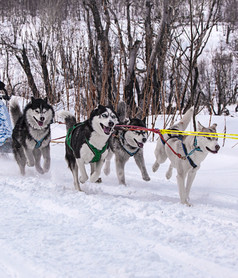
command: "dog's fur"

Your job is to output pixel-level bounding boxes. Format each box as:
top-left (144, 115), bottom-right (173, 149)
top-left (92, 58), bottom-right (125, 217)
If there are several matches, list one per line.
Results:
top-left (60, 105), bottom-right (119, 191)
top-left (10, 97), bottom-right (55, 175)
top-left (152, 107), bottom-right (220, 206)
top-left (104, 101), bottom-right (150, 185)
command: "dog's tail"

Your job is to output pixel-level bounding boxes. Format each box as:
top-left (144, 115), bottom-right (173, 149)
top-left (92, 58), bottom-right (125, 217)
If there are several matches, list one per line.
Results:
top-left (9, 97), bottom-right (22, 126)
top-left (171, 106), bottom-right (194, 131)
top-left (58, 111), bottom-right (76, 131)
top-left (117, 101), bottom-right (127, 123)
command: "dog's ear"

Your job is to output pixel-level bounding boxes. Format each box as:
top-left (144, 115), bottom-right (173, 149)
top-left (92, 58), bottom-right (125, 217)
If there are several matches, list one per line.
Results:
top-left (44, 97), bottom-right (48, 103)
top-left (31, 97), bottom-right (36, 103)
top-left (197, 121), bottom-right (204, 131)
top-left (210, 123), bottom-right (217, 131)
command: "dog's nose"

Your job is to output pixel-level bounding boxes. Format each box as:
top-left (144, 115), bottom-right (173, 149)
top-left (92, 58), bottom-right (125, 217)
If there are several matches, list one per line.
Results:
top-left (40, 117), bottom-right (45, 122)
top-left (108, 121), bottom-right (114, 127)
top-left (215, 145), bottom-right (220, 152)
top-left (142, 138), bottom-right (147, 143)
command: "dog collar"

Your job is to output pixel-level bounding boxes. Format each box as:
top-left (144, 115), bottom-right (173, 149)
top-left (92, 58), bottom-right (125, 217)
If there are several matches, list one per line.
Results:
top-left (85, 138), bottom-right (108, 163)
top-left (119, 134), bottom-right (140, 157)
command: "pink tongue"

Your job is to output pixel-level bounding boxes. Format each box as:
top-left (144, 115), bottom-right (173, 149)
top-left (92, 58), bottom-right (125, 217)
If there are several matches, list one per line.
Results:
top-left (38, 121), bottom-right (43, 126)
top-left (138, 142), bottom-right (144, 148)
top-left (103, 126), bottom-right (111, 134)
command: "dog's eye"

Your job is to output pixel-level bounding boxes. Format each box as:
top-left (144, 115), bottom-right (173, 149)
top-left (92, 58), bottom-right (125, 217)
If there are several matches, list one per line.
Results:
top-left (35, 109), bottom-right (40, 114)
top-left (207, 137), bottom-right (212, 141)
top-left (102, 114), bottom-right (108, 118)
top-left (111, 114), bottom-right (116, 119)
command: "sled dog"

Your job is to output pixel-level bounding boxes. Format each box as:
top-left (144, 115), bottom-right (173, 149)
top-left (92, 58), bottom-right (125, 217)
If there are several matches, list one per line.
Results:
top-left (10, 97), bottom-right (55, 175)
top-left (152, 107), bottom-right (220, 205)
top-left (104, 101), bottom-right (150, 185)
top-left (60, 105), bottom-right (118, 191)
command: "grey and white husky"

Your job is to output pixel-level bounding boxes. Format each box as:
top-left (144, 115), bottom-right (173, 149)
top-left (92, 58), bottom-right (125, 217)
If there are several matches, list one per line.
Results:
top-left (104, 101), bottom-right (150, 185)
top-left (10, 97), bottom-right (55, 175)
top-left (152, 107), bottom-right (220, 206)
top-left (60, 105), bottom-right (119, 191)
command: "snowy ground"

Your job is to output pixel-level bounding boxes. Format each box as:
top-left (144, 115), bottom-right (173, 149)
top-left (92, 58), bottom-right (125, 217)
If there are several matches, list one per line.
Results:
top-left (0, 113), bottom-right (238, 278)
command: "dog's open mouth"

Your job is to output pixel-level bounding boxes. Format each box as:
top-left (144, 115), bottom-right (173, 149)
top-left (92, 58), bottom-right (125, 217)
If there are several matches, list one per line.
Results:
top-left (206, 146), bottom-right (219, 154)
top-left (34, 117), bottom-right (44, 127)
top-left (134, 139), bottom-right (144, 148)
top-left (100, 124), bottom-right (112, 135)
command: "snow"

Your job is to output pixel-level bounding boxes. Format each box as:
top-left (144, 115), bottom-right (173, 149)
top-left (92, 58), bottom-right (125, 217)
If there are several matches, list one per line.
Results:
top-left (0, 113), bottom-right (238, 278)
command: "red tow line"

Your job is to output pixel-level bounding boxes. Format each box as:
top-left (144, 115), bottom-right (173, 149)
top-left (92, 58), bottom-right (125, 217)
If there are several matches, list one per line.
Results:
top-left (115, 125), bottom-right (184, 159)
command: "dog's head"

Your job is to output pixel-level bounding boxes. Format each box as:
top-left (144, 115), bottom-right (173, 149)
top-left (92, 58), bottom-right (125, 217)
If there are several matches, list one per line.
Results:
top-left (123, 118), bottom-right (148, 149)
top-left (25, 97), bottom-right (55, 130)
top-left (197, 122), bottom-right (220, 154)
top-left (90, 104), bottom-right (119, 136)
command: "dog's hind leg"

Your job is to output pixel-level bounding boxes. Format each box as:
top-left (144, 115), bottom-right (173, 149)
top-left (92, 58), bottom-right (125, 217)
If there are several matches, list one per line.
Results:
top-left (166, 163), bottom-right (173, 179)
top-left (41, 145), bottom-right (51, 173)
top-left (33, 148), bottom-right (44, 174)
top-left (134, 151), bottom-right (150, 181)
top-left (103, 149), bottom-right (113, 176)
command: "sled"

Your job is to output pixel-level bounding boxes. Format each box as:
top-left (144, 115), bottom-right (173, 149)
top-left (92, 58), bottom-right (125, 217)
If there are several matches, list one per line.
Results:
top-left (0, 94), bottom-right (12, 153)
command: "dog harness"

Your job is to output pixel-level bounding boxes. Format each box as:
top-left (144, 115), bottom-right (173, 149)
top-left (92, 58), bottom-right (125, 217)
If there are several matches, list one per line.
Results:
top-left (66, 123), bottom-right (108, 163)
top-left (181, 137), bottom-right (202, 168)
top-left (118, 134), bottom-right (140, 156)
top-left (160, 131), bottom-right (202, 168)
top-left (34, 136), bottom-right (47, 149)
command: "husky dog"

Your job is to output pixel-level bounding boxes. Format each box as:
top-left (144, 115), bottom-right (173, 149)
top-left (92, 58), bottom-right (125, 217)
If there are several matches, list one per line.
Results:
top-left (152, 108), bottom-right (220, 206)
top-left (60, 105), bottom-right (119, 191)
top-left (10, 97), bottom-right (55, 175)
top-left (104, 101), bottom-right (150, 185)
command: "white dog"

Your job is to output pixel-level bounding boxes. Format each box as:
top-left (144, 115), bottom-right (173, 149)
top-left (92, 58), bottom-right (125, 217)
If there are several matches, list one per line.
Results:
top-left (153, 108), bottom-right (220, 206)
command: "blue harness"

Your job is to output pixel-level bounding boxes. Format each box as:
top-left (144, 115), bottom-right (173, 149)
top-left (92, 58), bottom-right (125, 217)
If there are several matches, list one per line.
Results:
top-left (119, 134), bottom-right (139, 156)
top-left (161, 133), bottom-right (202, 168)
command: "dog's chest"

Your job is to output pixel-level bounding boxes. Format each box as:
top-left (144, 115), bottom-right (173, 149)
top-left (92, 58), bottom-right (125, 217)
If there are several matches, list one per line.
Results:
top-left (80, 143), bottom-right (108, 163)
top-left (26, 128), bottom-right (50, 149)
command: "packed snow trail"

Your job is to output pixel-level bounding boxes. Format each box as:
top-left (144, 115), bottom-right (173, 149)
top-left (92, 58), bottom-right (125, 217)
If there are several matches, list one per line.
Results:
top-left (0, 116), bottom-right (238, 278)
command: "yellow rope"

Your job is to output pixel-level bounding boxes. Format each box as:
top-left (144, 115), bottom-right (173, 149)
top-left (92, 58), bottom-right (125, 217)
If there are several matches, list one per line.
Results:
top-left (160, 129), bottom-right (238, 140)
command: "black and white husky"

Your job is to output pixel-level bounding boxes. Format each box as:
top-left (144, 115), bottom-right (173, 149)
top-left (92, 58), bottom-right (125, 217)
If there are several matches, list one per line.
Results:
top-left (152, 107), bottom-right (220, 206)
top-left (60, 105), bottom-right (119, 191)
top-left (10, 97), bottom-right (55, 175)
top-left (104, 101), bottom-right (150, 185)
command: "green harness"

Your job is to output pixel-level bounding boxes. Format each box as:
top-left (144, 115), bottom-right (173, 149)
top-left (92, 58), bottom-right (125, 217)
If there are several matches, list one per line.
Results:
top-left (66, 123), bottom-right (108, 163)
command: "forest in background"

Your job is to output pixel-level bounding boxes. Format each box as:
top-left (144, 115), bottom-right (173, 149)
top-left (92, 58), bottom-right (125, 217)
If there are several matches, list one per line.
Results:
top-left (0, 0), bottom-right (237, 123)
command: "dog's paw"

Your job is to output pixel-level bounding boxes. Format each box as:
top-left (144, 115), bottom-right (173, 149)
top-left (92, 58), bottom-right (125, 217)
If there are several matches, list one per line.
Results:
top-left (79, 175), bottom-right (88, 183)
top-left (35, 166), bottom-right (44, 174)
top-left (166, 169), bottom-right (172, 179)
top-left (26, 160), bottom-right (35, 167)
top-left (143, 175), bottom-right (150, 181)
top-left (90, 173), bottom-right (100, 183)
top-left (152, 162), bottom-right (160, 172)
top-left (103, 167), bottom-right (110, 176)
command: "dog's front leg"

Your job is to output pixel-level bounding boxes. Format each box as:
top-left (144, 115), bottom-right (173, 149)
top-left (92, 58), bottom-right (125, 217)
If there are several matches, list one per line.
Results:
top-left (134, 151), bottom-right (150, 181)
top-left (24, 147), bottom-right (35, 167)
top-left (185, 168), bottom-right (198, 204)
top-left (76, 158), bottom-right (88, 184)
top-left (152, 139), bottom-right (167, 172)
top-left (33, 148), bottom-right (44, 174)
top-left (115, 155), bottom-right (127, 185)
top-left (90, 160), bottom-right (104, 183)
top-left (176, 170), bottom-right (188, 205)
top-left (41, 145), bottom-right (51, 173)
